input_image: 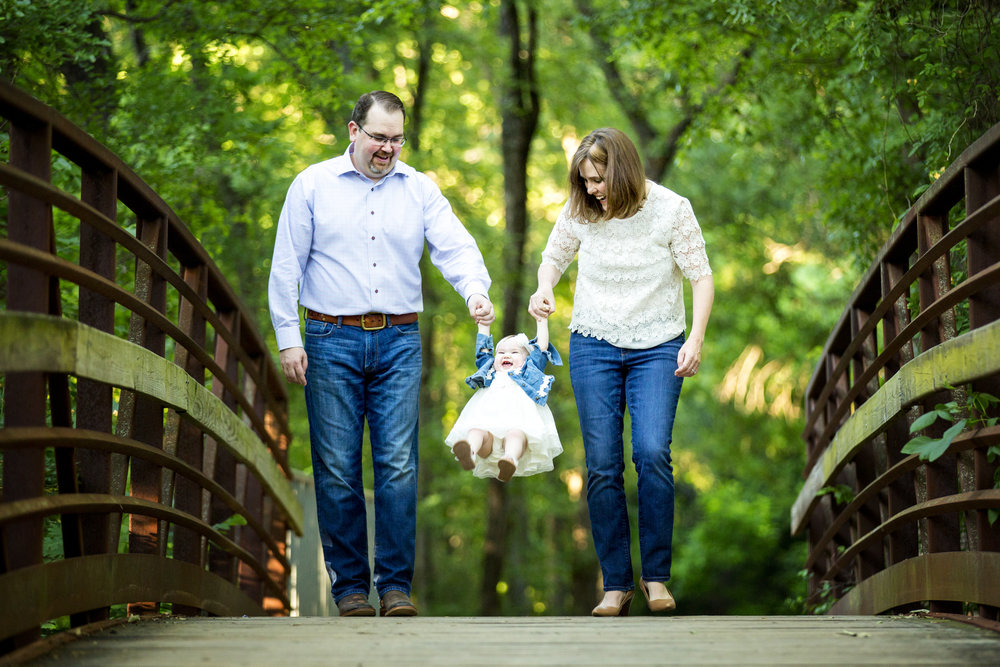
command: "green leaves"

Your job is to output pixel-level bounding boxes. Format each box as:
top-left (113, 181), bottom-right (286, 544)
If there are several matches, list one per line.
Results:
top-left (988, 446), bottom-right (1000, 526)
top-left (211, 514), bottom-right (248, 534)
top-left (901, 389), bottom-right (1000, 462)
top-left (901, 418), bottom-right (967, 462)
top-left (818, 484), bottom-right (856, 505)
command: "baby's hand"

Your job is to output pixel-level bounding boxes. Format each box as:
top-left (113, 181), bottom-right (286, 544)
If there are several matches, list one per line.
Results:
top-left (469, 294), bottom-right (495, 325)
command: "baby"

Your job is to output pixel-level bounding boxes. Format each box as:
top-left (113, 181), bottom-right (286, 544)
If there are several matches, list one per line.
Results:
top-left (445, 317), bottom-right (562, 482)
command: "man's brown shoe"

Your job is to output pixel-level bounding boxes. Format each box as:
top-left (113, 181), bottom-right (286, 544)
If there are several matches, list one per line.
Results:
top-left (379, 590), bottom-right (418, 617)
top-left (337, 593), bottom-right (375, 617)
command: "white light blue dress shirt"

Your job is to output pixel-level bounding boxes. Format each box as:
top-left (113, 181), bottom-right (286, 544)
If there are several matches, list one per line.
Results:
top-left (269, 145), bottom-right (491, 351)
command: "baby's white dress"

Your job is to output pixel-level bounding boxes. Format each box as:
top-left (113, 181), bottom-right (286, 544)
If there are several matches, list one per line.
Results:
top-left (445, 370), bottom-right (562, 479)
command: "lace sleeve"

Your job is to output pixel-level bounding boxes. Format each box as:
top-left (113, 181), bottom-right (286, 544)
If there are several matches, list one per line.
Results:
top-left (670, 198), bottom-right (712, 281)
top-left (540, 205), bottom-right (580, 273)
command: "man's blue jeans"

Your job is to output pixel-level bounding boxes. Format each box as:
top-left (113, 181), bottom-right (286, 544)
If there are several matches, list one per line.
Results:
top-left (303, 318), bottom-right (421, 603)
top-left (569, 332), bottom-right (684, 591)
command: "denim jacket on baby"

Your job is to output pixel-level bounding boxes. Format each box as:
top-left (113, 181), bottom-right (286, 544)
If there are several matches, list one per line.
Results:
top-left (464, 333), bottom-right (563, 406)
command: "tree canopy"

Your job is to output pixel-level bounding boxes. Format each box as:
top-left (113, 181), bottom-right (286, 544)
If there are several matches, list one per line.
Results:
top-left (2, 0), bottom-right (997, 616)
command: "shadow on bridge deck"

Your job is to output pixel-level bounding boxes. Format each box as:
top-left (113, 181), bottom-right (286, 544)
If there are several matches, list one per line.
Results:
top-left (25, 615), bottom-right (1000, 665)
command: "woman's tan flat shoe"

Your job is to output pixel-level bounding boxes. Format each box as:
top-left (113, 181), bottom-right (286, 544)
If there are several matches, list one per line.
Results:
top-left (591, 590), bottom-right (634, 617)
top-left (639, 578), bottom-right (676, 612)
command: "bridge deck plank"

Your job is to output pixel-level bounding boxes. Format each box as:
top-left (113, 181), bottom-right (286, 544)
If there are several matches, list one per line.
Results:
top-left (35, 615), bottom-right (1000, 665)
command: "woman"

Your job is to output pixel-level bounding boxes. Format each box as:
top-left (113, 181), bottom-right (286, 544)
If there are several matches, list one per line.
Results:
top-left (529, 128), bottom-right (714, 616)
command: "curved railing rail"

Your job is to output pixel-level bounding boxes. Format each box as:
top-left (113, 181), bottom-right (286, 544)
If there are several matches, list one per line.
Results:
top-left (792, 122), bottom-right (1000, 620)
top-left (0, 81), bottom-right (302, 655)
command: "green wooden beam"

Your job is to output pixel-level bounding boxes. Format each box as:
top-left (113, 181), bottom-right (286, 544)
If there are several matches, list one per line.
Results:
top-left (0, 311), bottom-right (303, 535)
top-left (792, 318), bottom-right (1000, 535)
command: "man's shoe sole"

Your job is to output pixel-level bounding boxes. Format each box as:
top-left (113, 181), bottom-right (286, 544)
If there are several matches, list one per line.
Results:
top-left (340, 606), bottom-right (376, 617)
top-left (382, 604), bottom-right (418, 617)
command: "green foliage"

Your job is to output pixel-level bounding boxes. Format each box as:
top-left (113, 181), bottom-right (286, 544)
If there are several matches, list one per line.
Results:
top-left (3, 0), bottom-right (995, 618)
top-left (211, 514), bottom-right (248, 534)
top-left (672, 480), bottom-right (807, 615)
top-left (903, 386), bottom-right (1000, 525)
top-left (989, 446), bottom-right (1000, 525)
top-left (786, 569), bottom-right (851, 615)
top-left (902, 387), bottom-right (1000, 461)
top-left (597, 0), bottom-right (1000, 265)
top-left (818, 484), bottom-right (856, 506)
top-left (0, 0), bottom-right (107, 87)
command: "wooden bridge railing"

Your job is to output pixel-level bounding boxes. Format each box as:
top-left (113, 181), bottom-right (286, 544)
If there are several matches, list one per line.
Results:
top-left (0, 81), bottom-right (302, 654)
top-left (792, 122), bottom-right (1000, 619)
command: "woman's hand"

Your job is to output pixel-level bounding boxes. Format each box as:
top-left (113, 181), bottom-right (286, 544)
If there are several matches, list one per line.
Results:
top-left (528, 288), bottom-right (555, 319)
top-left (676, 275), bottom-right (713, 377)
top-left (674, 338), bottom-right (702, 377)
top-left (529, 264), bottom-right (562, 320)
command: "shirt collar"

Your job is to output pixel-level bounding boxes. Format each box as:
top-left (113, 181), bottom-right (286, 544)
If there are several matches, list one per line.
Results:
top-left (333, 143), bottom-right (414, 181)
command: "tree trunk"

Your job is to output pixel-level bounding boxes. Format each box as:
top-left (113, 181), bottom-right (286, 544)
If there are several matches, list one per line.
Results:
top-left (410, 42), bottom-right (438, 608)
top-left (481, 0), bottom-right (540, 616)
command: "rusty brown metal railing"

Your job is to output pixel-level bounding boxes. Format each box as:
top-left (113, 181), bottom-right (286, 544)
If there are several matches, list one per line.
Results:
top-left (0, 81), bottom-right (302, 655)
top-left (792, 122), bottom-right (1000, 620)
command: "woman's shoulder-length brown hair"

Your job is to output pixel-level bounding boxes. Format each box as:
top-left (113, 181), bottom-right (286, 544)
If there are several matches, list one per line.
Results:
top-left (567, 128), bottom-right (647, 223)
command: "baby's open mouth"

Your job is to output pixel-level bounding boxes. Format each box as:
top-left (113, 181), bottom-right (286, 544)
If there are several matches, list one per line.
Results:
top-left (501, 360), bottom-right (513, 368)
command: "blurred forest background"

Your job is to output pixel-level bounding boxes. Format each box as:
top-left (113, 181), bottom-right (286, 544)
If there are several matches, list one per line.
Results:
top-left (2, 0), bottom-right (998, 616)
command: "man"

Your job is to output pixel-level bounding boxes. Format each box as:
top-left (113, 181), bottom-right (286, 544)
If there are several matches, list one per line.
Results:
top-left (269, 90), bottom-right (493, 617)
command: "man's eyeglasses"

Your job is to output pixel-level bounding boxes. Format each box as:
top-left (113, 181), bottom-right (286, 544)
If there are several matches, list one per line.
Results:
top-left (357, 124), bottom-right (406, 148)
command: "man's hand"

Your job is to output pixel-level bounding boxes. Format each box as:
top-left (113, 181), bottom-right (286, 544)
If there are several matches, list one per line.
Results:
top-left (280, 347), bottom-right (308, 385)
top-left (468, 294), bottom-right (495, 325)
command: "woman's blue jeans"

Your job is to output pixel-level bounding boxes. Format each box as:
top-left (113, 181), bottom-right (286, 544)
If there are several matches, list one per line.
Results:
top-left (569, 332), bottom-right (684, 591)
top-left (303, 318), bottom-right (421, 603)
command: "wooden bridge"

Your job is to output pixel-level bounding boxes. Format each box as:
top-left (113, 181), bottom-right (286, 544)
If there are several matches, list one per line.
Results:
top-left (0, 80), bottom-right (300, 658)
top-left (793, 120), bottom-right (1000, 620)
top-left (18, 615), bottom-right (1000, 665)
top-left (1, 83), bottom-right (1000, 662)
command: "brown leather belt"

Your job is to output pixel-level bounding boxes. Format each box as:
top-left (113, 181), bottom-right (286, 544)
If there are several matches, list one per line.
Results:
top-left (306, 309), bottom-right (417, 331)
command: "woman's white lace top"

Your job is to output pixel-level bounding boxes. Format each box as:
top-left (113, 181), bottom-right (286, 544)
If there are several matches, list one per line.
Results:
top-left (540, 182), bottom-right (712, 348)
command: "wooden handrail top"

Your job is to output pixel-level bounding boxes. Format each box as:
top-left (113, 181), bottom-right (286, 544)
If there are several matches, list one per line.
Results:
top-left (791, 317), bottom-right (1000, 534)
top-left (803, 121), bottom-right (1000, 403)
top-left (801, 255), bottom-right (1000, 474)
top-left (0, 427), bottom-right (290, 571)
top-left (802, 191), bottom-right (1000, 444)
top-left (0, 235), bottom-right (289, 466)
top-left (0, 79), bottom-right (283, 400)
top-left (0, 311), bottom-right (304, 535)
